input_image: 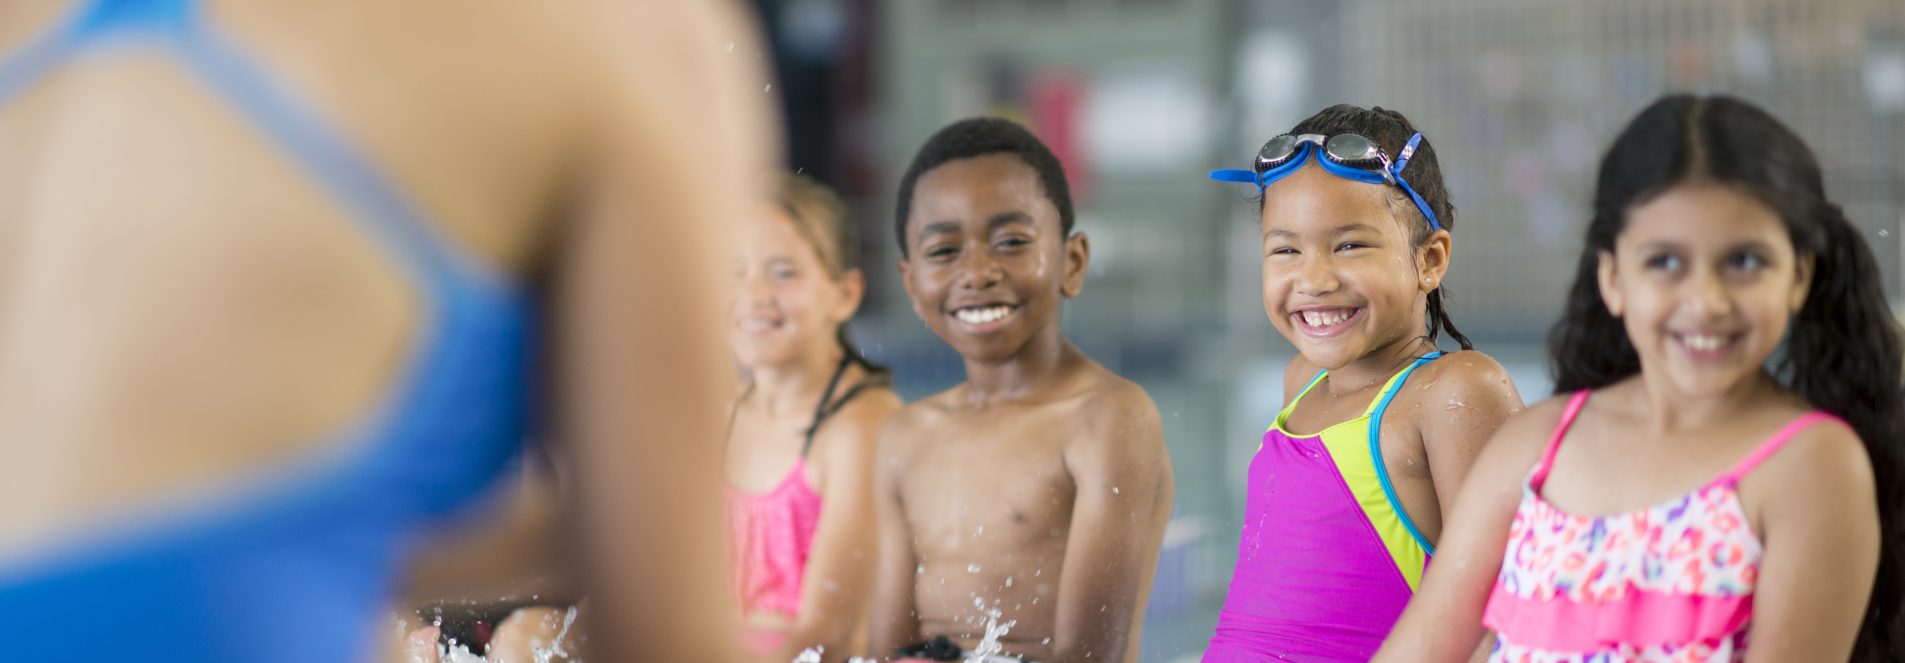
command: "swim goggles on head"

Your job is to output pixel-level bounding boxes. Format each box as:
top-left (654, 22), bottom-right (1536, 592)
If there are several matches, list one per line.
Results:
top-left (1210, 132), bottom-right (1443, 232)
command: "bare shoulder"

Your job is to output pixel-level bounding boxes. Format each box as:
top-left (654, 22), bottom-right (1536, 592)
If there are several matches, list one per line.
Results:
top-left (812, 386), bottom-right (903, 462)
top-left (1073, 369), bottom-right (1166, 456)
top-left (874, 387), bottom-right (956, 461)
top-left (1754, 415), bottom-right (1874, 501)
top-left (1413, 350), bottom-right (1520, 406)
top-left (1478, 394), bottom-right (1575, 468)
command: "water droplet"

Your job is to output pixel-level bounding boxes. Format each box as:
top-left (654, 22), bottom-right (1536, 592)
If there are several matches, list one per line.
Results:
top-left (916, 564), bottom-right (925, 575)
top-left (1042, 638), bottom-right (1052, 645)
top-left (1005, 576), bottom-right (1014, 587)
top-left (1112, 486), bottom-right (1121, 494)
top-left (725, 42), bottom-right (735, 52)
top-left (1883, 229), bottom-right (1892, 237)
top-left (975, 525), bottom-right (985, 536)
top-left (764, 84), bottom-right (774, 92)
top-left (968, 563), bottom-right (982, 573)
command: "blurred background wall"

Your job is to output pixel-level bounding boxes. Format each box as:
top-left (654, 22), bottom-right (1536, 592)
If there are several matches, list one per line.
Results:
top-left (749, 1), bottom-right (1905, 659)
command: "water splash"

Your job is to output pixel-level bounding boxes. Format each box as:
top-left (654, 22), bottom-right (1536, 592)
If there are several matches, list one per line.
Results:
top-left (789, 646), bottom-right (878, 663)
top-left (966, 597), bottom-right (1017, 663)
top-left (398, 605), bottom-right (581, 663)
top-left (530, 606), bottom-right (580, 663)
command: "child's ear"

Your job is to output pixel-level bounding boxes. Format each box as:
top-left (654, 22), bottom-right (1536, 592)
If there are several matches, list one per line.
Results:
top-left (898, 258), bottom-right (925, 320)
top-left (1790, 253), bottom-right (1816, 313)
top-left (1061, 232), bottom-right (1090, 299)
top-left (1415, 228), bottom-right (1452, 293)
top-left (1596, 249), bottom-right (1624, 318)
top-left (834, 268), bottom-right (867, 323)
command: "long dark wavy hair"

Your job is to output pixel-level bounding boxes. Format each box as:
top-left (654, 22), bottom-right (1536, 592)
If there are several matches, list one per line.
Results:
top-left (1549, 94), bottom-right (1903, 660)
top-left (1271, 104), bottom-right (1472, 350)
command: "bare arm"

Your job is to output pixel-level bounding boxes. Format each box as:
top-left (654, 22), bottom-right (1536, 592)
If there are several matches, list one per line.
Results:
top-left (1743, 423), bottom-right (1878, 662)
top-left (1419, 352), bottom-right (1524, 544)
top-left (1414, 355), bottom-right (1520, 663)
top-left (868, 413), bottom-right (924, 659)
top-left (764, 394), bottom-right (901, 663)
top-left (1372, 400), bottom-right (1560, 663)
top-left (556, 2), bottom-right (775, 660)
top-left (1049, 387), bottom-right (1173, 663)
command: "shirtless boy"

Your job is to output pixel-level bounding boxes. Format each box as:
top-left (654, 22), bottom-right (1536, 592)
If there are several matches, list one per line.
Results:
top-left (869, 117), bottom-right (1175, 663)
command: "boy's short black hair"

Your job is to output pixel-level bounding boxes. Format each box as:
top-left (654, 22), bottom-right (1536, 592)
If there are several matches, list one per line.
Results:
top-left (894, 117), bottom-right (1074, 257)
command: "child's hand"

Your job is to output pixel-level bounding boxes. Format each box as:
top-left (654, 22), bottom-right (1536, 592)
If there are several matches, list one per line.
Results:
top-left (388, 625), bottom-right (439, 663)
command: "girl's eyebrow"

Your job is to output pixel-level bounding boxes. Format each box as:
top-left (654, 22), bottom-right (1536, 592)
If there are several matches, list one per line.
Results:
top-left (1723, 239), bottom-right (1779, 254)
top-left (1632, 240), bottom-right (1685, 253)
top-left (1632, 238), bottom-right (1777, 255)
top-left (1263, 223), bottom-right (1381, 240)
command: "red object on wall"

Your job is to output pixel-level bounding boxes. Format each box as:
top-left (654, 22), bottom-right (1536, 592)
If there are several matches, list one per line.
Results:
top-left (1026, 70), bottom-right (1092, 209)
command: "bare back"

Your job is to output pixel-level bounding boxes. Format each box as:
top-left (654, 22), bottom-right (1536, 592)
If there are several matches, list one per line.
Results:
top-left (0, 0), bottom-right (597, 546)
top-left (0, 2), bottom-right (777, 659)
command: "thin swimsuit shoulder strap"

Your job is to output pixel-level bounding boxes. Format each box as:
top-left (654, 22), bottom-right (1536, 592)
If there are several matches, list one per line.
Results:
top-left (1273, 370), bottom-right (1329, 428)
top-left (1529, 389), bottom-right (1593, 492)
top-left (1364, 350), bottom-right (1444, 554)
top-left (1718, 410), bottom-right (1847, 486)
top-left (800, 353), bottom-right (892, 457)
top-left (1361, 351), bottom-right (1445, 417)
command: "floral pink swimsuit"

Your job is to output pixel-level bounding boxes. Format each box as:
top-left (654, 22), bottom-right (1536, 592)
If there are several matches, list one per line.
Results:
top-left (1483, 389), bottom-right (1844, 662)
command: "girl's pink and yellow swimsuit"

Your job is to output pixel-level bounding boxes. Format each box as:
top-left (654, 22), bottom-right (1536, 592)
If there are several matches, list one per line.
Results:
top-left (1206, 352), bottom-right (1443, 661)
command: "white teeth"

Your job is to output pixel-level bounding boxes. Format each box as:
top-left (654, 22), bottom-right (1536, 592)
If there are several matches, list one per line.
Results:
top-left (1300, 309), bottom-right (1352, 327)
top-left (1682, 333), bottom-right (1729, 351)
top-left (739, 318), bottom-right (779, 333)
top-left (955, 305), bottom-right (1013, 325)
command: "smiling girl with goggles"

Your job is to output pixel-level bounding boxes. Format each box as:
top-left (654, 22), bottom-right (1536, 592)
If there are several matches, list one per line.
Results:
top-left (1210, 132), bottom-right (1443, 232)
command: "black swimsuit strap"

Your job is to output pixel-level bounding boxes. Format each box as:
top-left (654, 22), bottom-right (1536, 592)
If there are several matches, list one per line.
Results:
top-left (800, 352), bottom-right (864, 456)
top-left (802, 374), bottom-right (892, 449)
top-left (731, 351), bottom-right (891, 459)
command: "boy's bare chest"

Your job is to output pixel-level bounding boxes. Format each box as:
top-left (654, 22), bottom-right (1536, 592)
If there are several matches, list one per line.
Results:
top-left (898, 419), bottom-right (1078, 548)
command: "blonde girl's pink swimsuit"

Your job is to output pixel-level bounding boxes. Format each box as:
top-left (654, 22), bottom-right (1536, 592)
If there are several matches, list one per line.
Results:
top-left (725, 353), bottom-right (889, 654)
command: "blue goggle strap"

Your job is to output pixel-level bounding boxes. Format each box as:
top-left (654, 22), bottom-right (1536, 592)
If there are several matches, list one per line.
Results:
top-left (1208, 141), bottom-right (1443, 232)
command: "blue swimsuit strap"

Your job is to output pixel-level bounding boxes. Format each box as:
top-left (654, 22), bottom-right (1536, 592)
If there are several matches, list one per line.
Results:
top-left (0, 0), bottom-right (509, 297)
top-left (1368, 351), bottom-right (1443, 555)
top-left (0, 0), bottom-right (529, 539)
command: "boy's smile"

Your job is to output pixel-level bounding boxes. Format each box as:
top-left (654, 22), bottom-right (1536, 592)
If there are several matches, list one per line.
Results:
top-left (900, 154), bottom-right (1086, 364)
